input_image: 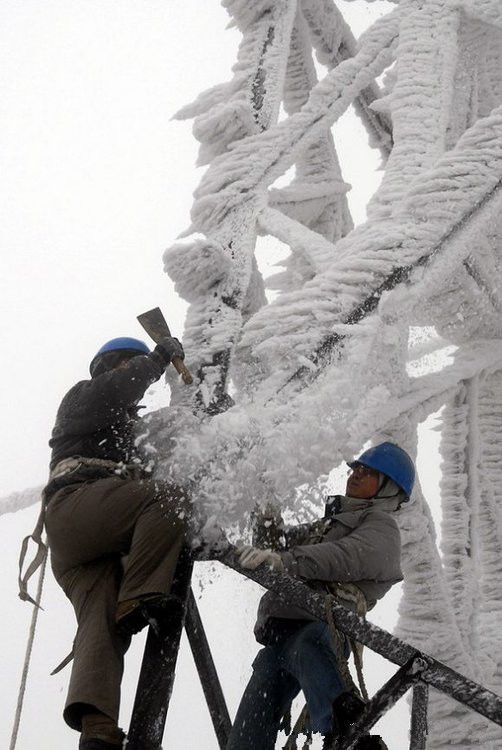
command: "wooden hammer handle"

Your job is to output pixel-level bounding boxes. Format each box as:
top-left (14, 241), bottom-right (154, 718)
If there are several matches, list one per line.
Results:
top-left (172, 356), bottom-right (193, 385)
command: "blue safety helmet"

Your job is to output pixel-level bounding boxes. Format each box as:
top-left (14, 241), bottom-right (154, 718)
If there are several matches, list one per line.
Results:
top-left (90, 337), bottom-right (150, 376)
top-left (349, 442), bottom-right (415, 499)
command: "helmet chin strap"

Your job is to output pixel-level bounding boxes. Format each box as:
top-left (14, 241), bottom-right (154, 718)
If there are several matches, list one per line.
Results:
top-left (366, 473), bottom-right (387, 500)
top-left (373, 476), bottom-right (402, 500)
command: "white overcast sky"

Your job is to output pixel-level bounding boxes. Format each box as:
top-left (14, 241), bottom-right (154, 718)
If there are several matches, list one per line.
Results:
top-left (0, 3), bottom-right (433, 749)
top-left (0, 0), bottom-right (392, 497)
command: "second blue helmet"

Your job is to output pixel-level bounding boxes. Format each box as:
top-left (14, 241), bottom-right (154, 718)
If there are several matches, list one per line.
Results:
top-left (350, 442), bottom-right (415, 498)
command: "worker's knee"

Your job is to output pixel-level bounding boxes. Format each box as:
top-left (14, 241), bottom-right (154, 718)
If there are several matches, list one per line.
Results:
top-left (159, 482), bottom-right (192, 526)
top-left (137, 479), bottom-right (191, 523)
top-left (282, 622), bottom-right (332, 668)
top-left (252, 645), bottom-right (281, 679)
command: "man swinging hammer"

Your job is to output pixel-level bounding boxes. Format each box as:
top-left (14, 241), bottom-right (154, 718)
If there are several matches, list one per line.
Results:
top-left (228, 442), bottom-right (415, 750)
top-left (44, 334), bottom-right (190, 749)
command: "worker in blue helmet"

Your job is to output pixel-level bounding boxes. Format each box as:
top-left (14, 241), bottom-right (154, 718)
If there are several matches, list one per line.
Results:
top-left (88, 336), bottom-right (152, 377)
top-left (346, 442), bottom-right (415, 500)
top-left (42, 332), bottom-right (190, 749)
top-left (229, 442), bottom-right (415, 750)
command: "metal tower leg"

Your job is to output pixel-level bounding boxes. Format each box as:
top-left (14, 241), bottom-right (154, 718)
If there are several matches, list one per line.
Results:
top-left (185, 589), bottom-right (232, 748)
top-left (410, 683), bottom-right (428, 749)
top-left (126, 551), bottom-right (193, 750)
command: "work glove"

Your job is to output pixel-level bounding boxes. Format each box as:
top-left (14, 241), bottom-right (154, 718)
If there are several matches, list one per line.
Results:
top-left (236, 545), bottom-right (284, 572)
top-left (152, 336), bottom-right (185, 368)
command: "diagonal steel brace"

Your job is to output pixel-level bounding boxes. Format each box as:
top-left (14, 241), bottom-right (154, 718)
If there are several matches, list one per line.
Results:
top-left (336, 656), bottom-right (429, 750)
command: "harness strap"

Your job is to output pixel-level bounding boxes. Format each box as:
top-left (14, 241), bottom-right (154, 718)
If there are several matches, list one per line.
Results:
top-left (49, 455), bottom-right (147, 483)
top-left (19, 455), bottom-right (147, 607)
top-left (51, 647), bottom-right (75, 675)
top-left (350, 639), bottom-right (369, 702)
top-left (18, 493), bottom-right (48, 608)
top-left (325, 595), bottom-right (359, 696)
top-left (326, 584), bottom-right (369, 701)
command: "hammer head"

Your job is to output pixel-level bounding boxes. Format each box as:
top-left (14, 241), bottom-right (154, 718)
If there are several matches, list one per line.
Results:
top-left (137, 307), bottom-right (172, 344)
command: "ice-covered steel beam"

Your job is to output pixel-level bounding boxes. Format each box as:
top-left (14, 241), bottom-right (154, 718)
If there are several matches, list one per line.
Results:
top-left (460, 0), bottom-right (502, 31)
top-left (281, 8), bottom-right (354, 244)
top-left (300, 0), bottom-right (393, 155)
top-left (340, 658), bottom-right (426, 749)
top-left (176, 4), bottom-right (398, 411)
top-left (258, 205), bottom-right (339, 274)
top-left (190, 9), bottom-right (399, 234)
top-left (165, 1), bottom-right (298, 412)
top-left (463, 257), bottom-right (502, 313)
top-left (259, 104), bottom-right (502, 396)
top-left (410, 684), bottom-right (429, 750)
top-left (367, 340), bottom-right (502, 425)
top-left (222, 551), bottom-right (502, 728)
top-left (278, 200), bottom-right (502, 393)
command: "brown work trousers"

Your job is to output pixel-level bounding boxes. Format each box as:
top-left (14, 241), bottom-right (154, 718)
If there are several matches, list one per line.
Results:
top-left (45, 476), bottom-right (188, 731)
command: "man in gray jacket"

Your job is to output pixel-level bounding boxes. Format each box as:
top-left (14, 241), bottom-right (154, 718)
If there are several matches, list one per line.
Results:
top-left (227, 442), bottom-right (415, 750)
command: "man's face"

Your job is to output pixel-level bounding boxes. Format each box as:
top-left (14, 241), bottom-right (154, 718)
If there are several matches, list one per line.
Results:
top-left (346, 464), bottom-right (381, 499)
top-left (112, 352), bottom-right (138, 370)
top-left (116, 356), bottom-right (133, 370)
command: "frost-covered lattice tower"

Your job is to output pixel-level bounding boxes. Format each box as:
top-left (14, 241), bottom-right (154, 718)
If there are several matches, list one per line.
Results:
top-left (155, 1), bottom-right (502, 747)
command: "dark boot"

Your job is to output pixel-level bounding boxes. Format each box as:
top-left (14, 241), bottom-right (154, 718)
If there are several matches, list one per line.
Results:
top-left (115, 594), bottom-right (173, 637)
top-left (323, 692), bottom-right (365, 748)
top-left (328, 692), bottom-right (389, 750)
top-left (323, 729), bottom-right (388, 750)
top-left (353, 737), bottom-right (388, 749)
top-left (79, 713), bottom-right (125, 749)
top-left (332, 691), bottom-right (366, 734)
top-left (79, 739), bottom-right (125, 750)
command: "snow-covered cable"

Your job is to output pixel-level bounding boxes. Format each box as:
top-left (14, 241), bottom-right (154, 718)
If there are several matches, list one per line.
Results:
top-left (0, 486), bottom-right (43, 517)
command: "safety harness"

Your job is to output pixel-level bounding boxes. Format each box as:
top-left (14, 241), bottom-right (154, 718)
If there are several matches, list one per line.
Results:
top-left (18, 456), bottom-right (147, 606)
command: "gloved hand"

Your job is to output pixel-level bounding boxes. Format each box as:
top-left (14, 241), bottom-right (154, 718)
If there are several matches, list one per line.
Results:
top-left (236, 545), bottom-right (284, 572)
top-left (152, 336), bottom-right (185, 367)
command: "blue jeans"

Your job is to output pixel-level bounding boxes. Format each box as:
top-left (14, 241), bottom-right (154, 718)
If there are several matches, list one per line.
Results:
top-left (226, 622), bottom-right (348, 750)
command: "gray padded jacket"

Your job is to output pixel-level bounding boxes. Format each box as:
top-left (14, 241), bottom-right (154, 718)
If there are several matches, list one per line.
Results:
top-left (254, 495), bottom-right (403, 643)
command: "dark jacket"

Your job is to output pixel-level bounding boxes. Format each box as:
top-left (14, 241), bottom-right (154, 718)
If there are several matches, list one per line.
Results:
top-left (254, 497), bottom-right (403, 643)
top-left (48, 355), bottom-right (163, 473)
